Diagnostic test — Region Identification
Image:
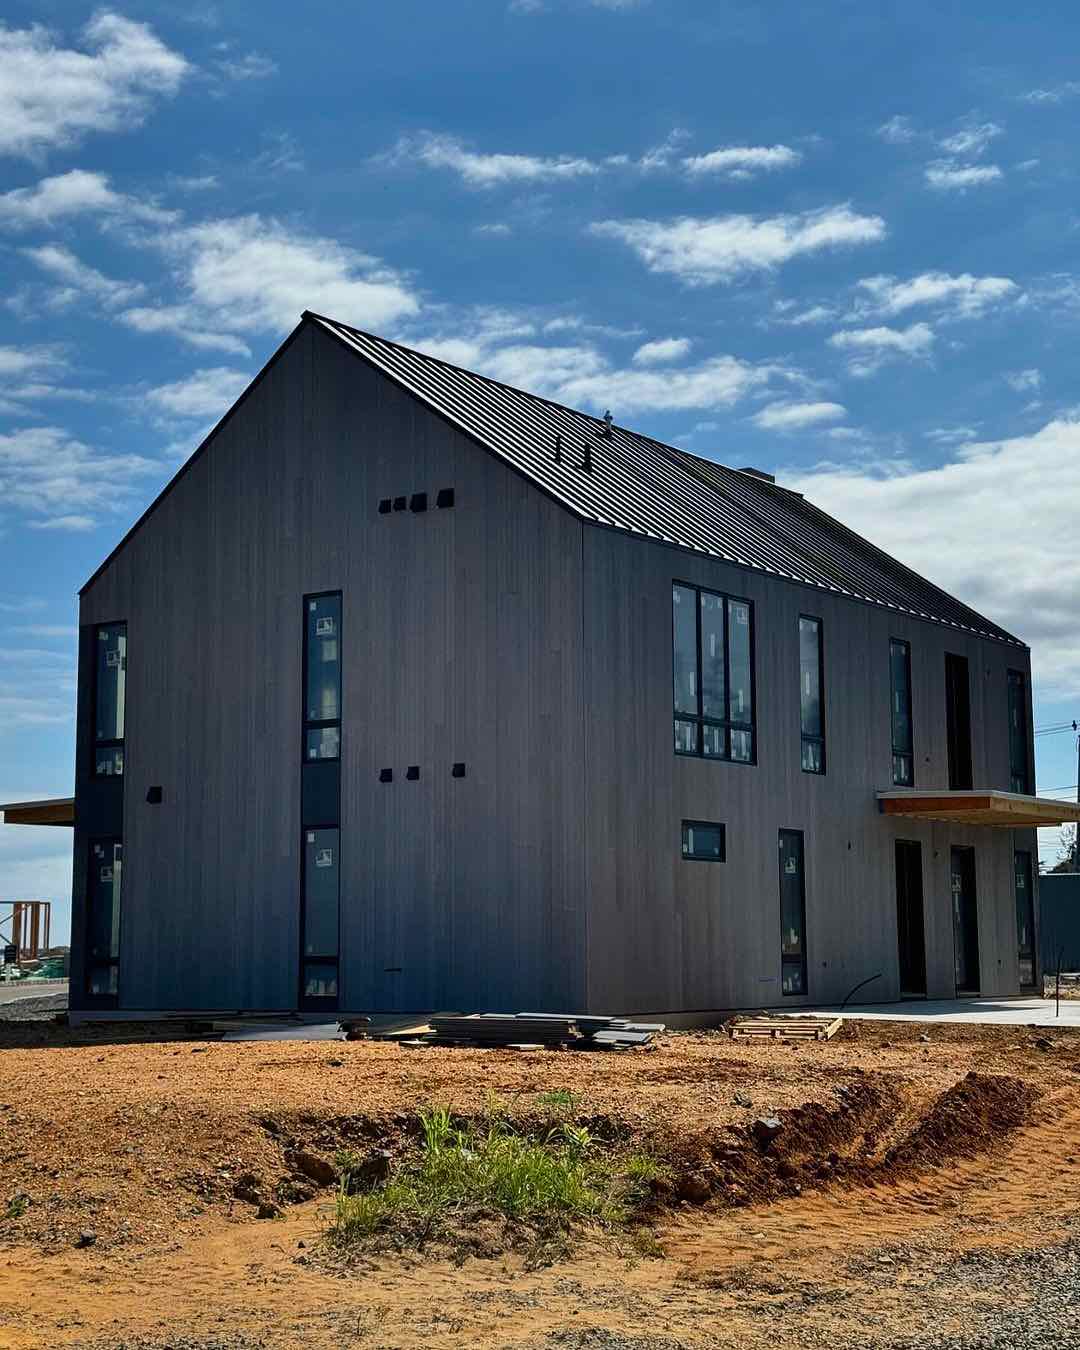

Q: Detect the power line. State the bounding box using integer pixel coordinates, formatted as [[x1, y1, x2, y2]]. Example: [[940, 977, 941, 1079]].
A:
[[1035, 722, 1079, 738]]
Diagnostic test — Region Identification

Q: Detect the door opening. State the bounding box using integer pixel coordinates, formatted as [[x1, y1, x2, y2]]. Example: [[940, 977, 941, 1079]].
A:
[[950, 845, 980, 995], [895, 839, 927, 998]]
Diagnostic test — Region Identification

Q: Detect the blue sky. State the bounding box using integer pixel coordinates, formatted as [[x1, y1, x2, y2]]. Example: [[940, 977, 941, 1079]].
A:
[[2, 1, 1080, 938]]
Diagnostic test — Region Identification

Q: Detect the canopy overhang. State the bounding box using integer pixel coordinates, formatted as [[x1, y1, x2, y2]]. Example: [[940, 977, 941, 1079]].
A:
[[878, 789, 1080, 829], [0, 798, 74, 827]]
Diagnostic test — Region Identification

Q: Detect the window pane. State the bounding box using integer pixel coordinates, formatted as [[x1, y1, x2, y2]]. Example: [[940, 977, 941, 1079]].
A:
[[303, 828, 340, 957], [303, 961, 338, 999], [730, 728, 753, 762], [890, 640, 912, 756], [672, 586, 698, 716], [1008, 671, 1028, 793], [306, 726, 341, 761], [727, 600, 752, 726], [893, 752, 913, 786], [94, 624, 127, 743], [306, 596, 341, 723], [801, 739, 823, 774], [799, 618, 822, 738], [779, 832, 806, 999], [700, 592, 725, 719], [674, 719, 698, 754], [781, 959, 805, 995], [88, 965, 118, 997], [682, 820, 725, 860], [95, 747, 124, 778], [87, 841, 122, 964], [702, 723, 726, 758]]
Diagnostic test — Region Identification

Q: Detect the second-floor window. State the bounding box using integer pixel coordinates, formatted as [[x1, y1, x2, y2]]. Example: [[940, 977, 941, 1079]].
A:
[[304, 594, 342, 761], [93, 623, 127, 777], [1007, 669, 1030, 794], [799, 616, 825, 774], [890, 638, 913, 786], [673, 583, 754, 763]]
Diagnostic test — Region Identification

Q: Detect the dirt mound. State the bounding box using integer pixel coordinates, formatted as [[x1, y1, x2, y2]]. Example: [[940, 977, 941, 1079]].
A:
[[883, 1071, 1037, 1173]]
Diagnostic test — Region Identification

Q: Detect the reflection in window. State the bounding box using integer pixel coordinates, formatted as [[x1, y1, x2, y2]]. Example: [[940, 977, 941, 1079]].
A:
[[93, 624, 127, 777], [301, 827, 340, 1004], [890, 638, 913, 787], [779, 829, 807, 995], [304, 594, 341, 760], [682, 820, 725, 861], [87, 839, 122, 998], [799, 616, 825, 774], [671, 583, 755, 763]]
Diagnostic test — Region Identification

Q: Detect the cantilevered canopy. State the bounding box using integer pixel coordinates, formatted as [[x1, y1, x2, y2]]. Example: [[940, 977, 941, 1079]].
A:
[[0, 798, 74, 827], [878, 790, 1080, 829]]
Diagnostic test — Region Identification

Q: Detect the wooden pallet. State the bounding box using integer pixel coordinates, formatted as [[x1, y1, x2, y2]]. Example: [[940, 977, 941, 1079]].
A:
[[727, 1015, 842, 1042]]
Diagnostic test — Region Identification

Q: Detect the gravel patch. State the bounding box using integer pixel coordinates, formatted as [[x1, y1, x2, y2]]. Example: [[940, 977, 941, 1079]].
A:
[[0, 989, 67, 1021]]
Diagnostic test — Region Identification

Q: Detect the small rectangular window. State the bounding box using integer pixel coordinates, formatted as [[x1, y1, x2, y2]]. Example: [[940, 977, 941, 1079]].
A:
[[303, 594, 341, 761], [779, 829, 807, 996], [799, 616, 825, 774], [671, 583, 755, 763], [889, 638, 913, 786], [682, 820, 725, 861], [93, 623, 127, 777], [86, 839, 122, 999], [1007, 670, 1030, 794]]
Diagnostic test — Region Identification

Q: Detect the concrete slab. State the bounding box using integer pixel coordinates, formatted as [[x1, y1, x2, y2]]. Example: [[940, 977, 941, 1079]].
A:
[[817, 996, 1080, 1027]]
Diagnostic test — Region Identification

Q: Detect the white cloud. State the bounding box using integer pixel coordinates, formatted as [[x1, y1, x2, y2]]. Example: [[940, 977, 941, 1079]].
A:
[[1021, 82, 1080, 104], [939, 121, 1003, 157], [925, 426, 978, 445], [0, 12, 189, 158], [1005, 368, 1042, 393], [591, 204, 886, 285], [0, 169, 172, 228], [0, 344, 81, 411], [215, 51, 276, 81], [767, 301, 836, 327], [508, 0, 545, 11], [118, 305, 251, 357], [856, 271, 1018, 319], [786, 418, 1080, 693], [146, 367, 250, 419], [474, 222, 512, 237], [589, 0, 647, 8], [876, 115, 917, 144], [28, 514, 97, 532], [752, 401, 846, 431], [681, 144, 802, 179], [22, 243, 145, 308], [828, 322, 935, 376], [160, 215, 420, 336], [924, 161, 1003, 190], [632, 336, 693, 365], [0, 425, 159, 530], [387, 131, 599, 187]]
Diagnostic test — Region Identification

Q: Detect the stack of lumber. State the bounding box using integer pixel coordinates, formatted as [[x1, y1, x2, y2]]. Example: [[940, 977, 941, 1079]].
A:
[[401, 1012, 665, 1051], [726, 1014, 842, 1042]]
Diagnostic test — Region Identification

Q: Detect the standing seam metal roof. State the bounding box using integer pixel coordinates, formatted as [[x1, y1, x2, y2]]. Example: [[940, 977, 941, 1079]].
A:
[[310, 312, 1022, 648]]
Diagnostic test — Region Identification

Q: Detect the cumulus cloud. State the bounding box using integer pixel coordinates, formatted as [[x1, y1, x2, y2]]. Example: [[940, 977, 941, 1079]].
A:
[[145, 367, 251, 420], [214, 50, 276, 81], [681, 144, 802, 179], [0, 169, 173, 228], [939, 121, 1003, 157], [786, 418, 1080, 692], [1005, 368, 1042, 393], [0, 425, 159, 530], [590, 205, 886, 285], [855, 270, 1018, 319], [0, 12, 189, 158], [385, 131, 599, 187], [828, 322, 935, 376], [876, 115, 917, 144], [632, 336, 693, 365], [118, 305, 251, 357], [752, 401, 846, 431], [22, 243, 145, 309], [1022, 82, 1080, 104], [924, 161, 1003, 190]]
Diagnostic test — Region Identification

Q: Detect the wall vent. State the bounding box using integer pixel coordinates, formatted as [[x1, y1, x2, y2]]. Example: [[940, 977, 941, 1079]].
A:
[[406, 765, 420, 781], [378, 498, 392, 514], [436, 488, 455, 508], [410, 492, 428, 513], [379, 768, 393, 783]]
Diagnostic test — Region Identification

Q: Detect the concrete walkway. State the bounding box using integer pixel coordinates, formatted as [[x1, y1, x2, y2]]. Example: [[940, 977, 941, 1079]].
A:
[[820, 995, 1080, 1027]]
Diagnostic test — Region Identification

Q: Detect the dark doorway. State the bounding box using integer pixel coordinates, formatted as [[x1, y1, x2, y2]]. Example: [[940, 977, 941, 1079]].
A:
[[950, 846, 980, 994], [778, 829, 807, 996], [945, 654, 973, 790], [1015, 849, 1036, 989], [895, 840, 927, 997]]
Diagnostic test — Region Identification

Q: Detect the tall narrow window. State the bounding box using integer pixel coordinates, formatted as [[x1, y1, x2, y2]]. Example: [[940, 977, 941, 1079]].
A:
[[889, 638, 913, 787], [304, 594, 341, 760], [799, 616, 825, 774], [93, 623, 127, 777], [672, 583, 755, 763], [778, 830, 807, 995], [86, 839, 122, 998], [1007, 670, 1030, 794], [1015, 850, 1036, 988], [301, 827, 340, 1002]]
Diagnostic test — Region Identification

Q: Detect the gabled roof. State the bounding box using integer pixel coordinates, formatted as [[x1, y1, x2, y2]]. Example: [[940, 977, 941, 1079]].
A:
[[82, 311, 1022, 648], [311, 313, 1022, 647]]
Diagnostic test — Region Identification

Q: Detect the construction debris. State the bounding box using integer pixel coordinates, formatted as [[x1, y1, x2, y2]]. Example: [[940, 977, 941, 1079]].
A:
[[727, 1014, 843, 1043], [384, 1012, 665, 1052]]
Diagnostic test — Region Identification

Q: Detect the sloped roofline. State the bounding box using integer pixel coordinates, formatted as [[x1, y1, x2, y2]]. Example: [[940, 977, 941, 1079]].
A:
[[76, 313, 1025, 652]]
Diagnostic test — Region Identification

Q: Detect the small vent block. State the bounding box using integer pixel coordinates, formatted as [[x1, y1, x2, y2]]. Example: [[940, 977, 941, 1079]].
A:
[[406, 765, 420, 781], [379, 768, 393, 783], [378, 498, 392, 514], [410, 492, 428, 513], [436, 488, 455, 509], [451, 762, 466, 778], [393, 496, 407, 512]]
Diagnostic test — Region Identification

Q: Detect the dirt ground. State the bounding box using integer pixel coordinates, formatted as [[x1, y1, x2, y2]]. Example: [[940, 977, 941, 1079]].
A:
[[0, 1016, 1078, 1348]]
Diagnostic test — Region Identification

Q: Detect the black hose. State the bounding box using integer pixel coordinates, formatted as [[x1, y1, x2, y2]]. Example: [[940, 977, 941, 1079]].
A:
[[841, 972, 883, 1009]]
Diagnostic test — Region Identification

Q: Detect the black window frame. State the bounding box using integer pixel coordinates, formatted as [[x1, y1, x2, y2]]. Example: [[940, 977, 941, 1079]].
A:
[[299, 823, 341, 1011], [798, 614, 826, 775], [302, 592, 342, 764], [85, 836, 122, 1005], [1007, 669, 1031, 795], [681, 819, 726, 862], [91, 620, 127, 779], [778, 828, 808, 997], [889, 637, 914, 787], [1014, 848, 1036, 989], [672, 581, 756, 765]]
